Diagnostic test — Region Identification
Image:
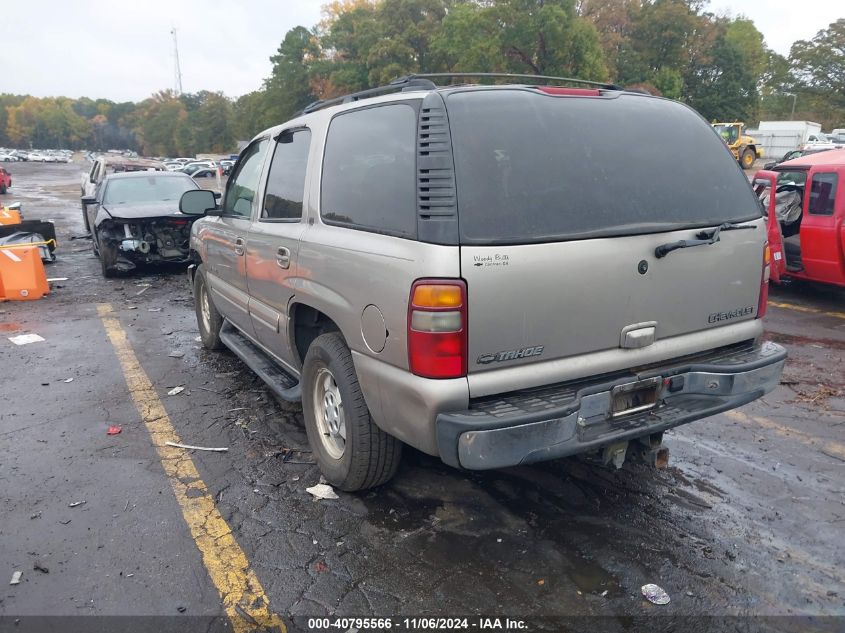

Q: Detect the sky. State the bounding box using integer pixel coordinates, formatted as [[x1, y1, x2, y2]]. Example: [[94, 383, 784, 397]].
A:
[[4, 0, 843, 103]]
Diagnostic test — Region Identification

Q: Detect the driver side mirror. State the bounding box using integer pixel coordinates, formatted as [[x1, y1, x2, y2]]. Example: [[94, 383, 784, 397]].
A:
[[180, 189, 220, 216], [81, 195, 97, 206]]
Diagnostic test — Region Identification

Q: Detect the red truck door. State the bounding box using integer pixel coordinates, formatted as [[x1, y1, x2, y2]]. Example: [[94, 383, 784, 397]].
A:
[[753, 170, 786, 282], [800, 170, 845, 286]]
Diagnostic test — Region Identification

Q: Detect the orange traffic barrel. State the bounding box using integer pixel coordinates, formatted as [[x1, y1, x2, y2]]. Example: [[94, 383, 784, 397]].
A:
[[0, 245, 50, 301], [0, 208, 22, 225]]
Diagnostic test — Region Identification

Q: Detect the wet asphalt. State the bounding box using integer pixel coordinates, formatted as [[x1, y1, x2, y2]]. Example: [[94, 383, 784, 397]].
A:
[[0, 162, 843, 630]]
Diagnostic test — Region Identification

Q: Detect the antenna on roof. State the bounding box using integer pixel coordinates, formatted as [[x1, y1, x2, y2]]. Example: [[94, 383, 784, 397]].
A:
[[171, 27, 184, 95]]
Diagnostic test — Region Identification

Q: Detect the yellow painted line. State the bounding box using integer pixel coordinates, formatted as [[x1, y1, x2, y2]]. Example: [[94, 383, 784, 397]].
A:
[[727, 410, 845, 462], [768, 301, 845, 321], [97, 304, 285, 633]]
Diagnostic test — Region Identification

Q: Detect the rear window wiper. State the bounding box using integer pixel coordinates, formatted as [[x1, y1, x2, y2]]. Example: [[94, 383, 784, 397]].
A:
[[654, 223, 756, 259]]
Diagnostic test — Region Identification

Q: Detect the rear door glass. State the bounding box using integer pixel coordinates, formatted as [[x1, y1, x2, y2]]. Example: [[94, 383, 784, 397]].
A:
[[446, 90, 762, 244]]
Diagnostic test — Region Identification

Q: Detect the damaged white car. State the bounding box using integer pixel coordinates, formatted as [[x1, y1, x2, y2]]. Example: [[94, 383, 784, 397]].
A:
[[82, 171, 209, 277]]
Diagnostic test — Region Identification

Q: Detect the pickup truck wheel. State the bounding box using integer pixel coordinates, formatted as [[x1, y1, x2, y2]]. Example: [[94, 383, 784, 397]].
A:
[[193, 265, 224, 350], [303, 332, 401, 491], [81, 204, 91, 233]]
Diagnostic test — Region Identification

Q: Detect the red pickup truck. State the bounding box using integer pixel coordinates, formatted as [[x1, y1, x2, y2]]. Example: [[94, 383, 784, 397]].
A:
[[0, 167, 11, 194], [755, 149, 845, 288]]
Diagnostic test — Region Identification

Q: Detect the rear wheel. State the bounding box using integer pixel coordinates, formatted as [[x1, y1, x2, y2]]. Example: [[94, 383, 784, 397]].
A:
[[0, 184, 6, 194], [302, 332, 401, 491], [193, 265, 224, 350], [741, 148, 755, 169]]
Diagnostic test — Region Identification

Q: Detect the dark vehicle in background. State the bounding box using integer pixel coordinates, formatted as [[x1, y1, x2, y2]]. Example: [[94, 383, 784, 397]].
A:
[[763, 147, 832, 170], [755, 148, 845, 288], [191, 167, 218, 179], [81, 171, 202, 277], [0, 167, 11, 194]]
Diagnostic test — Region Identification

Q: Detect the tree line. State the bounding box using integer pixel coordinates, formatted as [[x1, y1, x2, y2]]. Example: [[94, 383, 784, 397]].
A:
[[2, 0, 843, 156]]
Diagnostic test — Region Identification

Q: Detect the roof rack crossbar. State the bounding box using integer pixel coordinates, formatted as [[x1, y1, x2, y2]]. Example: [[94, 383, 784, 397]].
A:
[[295, 72, 620, 116]]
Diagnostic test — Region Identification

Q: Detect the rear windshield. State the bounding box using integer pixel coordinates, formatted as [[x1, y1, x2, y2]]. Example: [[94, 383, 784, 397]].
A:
[[104, 175, 196, 205], [446, 90, 762, 244]]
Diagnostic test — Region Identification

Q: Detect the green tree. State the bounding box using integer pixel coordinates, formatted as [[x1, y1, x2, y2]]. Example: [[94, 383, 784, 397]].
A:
[[790, 19, 845, 110], [264, 26, 320, 123]]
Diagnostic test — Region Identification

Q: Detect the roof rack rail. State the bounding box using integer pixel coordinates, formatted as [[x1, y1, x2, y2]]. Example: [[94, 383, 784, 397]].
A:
[[402, 72, 623, 91], [298, 76, 437, 115], [295, 72, 621, 116]]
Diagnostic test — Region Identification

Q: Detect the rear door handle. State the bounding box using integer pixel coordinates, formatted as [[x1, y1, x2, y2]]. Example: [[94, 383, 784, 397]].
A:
[[234, 237, 245, 256], [276, 246, 291, 269]]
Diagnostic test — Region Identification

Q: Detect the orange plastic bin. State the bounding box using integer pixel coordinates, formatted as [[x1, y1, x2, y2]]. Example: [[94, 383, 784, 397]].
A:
[[0, 208, 22, 225], [0, 245, 50, 301]]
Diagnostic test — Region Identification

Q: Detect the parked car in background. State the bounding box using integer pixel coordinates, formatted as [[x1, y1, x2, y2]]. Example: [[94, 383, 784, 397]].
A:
[[755, 148, 845, 289], [179, 74, 786, 491], [190, 168, 218, 179], [180, 162, 215, 176], [0, 167, 12, 193], [763, 147, 832, 170], [81, 171, 202, 277], [800, 133, 844, 151], [80, 156, 165, 232]]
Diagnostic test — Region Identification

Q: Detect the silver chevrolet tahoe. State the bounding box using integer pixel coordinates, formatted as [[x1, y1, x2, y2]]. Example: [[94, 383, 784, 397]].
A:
[[179, 74, 786, 491]]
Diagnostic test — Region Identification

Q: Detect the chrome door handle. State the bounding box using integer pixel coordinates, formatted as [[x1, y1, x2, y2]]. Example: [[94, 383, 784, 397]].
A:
[[276, 246, 291, 269], [234, 237, 245, 256]]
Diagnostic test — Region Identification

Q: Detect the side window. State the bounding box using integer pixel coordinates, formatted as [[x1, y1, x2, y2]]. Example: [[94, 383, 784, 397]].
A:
[[223, 138, 269, 218], [262, 129, 311, 221], [808, 173, 837, 216], [321, 103, 417, 238]]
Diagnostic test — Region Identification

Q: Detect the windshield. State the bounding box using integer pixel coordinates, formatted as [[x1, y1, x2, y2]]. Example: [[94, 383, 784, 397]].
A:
[[104, 175, 196, 205], [446, 90, 761, 244]]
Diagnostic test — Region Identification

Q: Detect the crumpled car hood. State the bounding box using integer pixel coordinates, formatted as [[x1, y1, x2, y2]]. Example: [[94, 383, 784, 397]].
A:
[[100, 201, 185, 221]]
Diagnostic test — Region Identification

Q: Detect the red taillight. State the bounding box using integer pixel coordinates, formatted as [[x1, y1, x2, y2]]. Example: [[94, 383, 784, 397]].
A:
[[536, 87, 601, 96], [757, 243, 771, 319], [408, 279, 467, 379]]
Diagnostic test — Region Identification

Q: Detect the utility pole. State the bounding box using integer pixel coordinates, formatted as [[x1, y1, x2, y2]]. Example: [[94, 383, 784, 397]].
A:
[[171, 28, 183, 95]]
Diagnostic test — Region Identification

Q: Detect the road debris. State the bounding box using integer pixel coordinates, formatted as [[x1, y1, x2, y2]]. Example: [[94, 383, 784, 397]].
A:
[[46, 277, 68, 282], [68, 501, 86, 508], [33, 561, 49, 574], [167, 386, 185, 396], [30, 511, 41, 519], [306, 483, 339, 500], [641, 583, 671, 605], [165, 441, 228, 452], [107, 425, 122, 436], [10, 571, 22, 585], [168, 351, 185, 358], [63, 377, 74, 383], [148, 307, 162, 312], [8, 333, 45, 345]]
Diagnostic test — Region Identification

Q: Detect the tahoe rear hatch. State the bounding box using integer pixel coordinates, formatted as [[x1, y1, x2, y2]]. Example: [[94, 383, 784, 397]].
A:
[[445, 89, 765, 391]]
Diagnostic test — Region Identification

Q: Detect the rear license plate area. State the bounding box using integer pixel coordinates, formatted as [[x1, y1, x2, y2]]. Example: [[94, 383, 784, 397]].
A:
[[610, 377, 662, 418]]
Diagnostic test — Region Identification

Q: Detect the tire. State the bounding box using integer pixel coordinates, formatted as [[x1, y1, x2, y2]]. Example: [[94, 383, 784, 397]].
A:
[[193, 265, 224, 350], [81, 204, 91, 233], [302, 332, 401, 491], [740, 148, 755, 170], [99, 234, 118, 278], [0, 184, 5, 194]]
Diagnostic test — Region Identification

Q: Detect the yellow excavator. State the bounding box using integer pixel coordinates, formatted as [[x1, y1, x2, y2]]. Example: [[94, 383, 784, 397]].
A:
[[712, 122, 763, 169]]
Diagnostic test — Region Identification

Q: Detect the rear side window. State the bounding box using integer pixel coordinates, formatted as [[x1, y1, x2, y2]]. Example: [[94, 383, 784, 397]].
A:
[[262, 129, 311, 221], [808, 173, 837, 216], [446, 90, 762, 244], [321, 103, 417, 238]]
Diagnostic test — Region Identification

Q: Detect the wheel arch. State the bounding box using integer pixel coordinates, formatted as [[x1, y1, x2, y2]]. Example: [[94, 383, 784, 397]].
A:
[[288, 301, 344, 369]]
